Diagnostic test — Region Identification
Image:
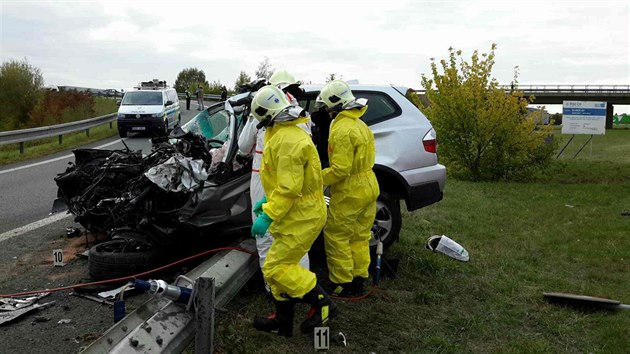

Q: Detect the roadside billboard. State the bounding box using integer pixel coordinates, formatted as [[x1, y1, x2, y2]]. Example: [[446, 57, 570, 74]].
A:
[[561, 101, 606, 135]]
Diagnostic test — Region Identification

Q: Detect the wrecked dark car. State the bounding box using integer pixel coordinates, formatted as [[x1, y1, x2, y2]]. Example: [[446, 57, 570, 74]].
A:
[[54, 98, 254, 279]]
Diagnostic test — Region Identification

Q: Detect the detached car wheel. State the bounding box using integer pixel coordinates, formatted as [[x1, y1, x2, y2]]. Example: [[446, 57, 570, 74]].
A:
[[88, 238, 161, 280], [371, 191, 402, 249]]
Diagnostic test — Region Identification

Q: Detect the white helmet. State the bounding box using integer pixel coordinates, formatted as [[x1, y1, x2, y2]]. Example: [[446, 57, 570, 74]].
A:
[[269, 70, 297, 90], [317, 80, 358, 111], [251, 85, 300, 127]]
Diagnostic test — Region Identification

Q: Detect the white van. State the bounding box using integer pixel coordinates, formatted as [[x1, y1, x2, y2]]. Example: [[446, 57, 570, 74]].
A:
[[117, 82, 181, 137]]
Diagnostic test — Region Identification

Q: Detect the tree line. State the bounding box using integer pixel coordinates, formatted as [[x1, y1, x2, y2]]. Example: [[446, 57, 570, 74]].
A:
[[174, 57, 342, 95], [0, 59, 117, 131]]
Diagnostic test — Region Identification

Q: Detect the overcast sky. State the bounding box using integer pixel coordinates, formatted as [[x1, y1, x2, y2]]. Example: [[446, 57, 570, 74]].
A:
[[1, 0, 628, 111]]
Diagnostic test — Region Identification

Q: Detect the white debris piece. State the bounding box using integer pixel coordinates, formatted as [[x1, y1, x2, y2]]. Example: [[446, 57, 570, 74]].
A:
[[426, 235, 470, 262], [144, 154, 208, 192]]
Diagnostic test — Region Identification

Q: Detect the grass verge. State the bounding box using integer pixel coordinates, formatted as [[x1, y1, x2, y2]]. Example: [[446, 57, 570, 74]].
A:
[[209, 130, 629, 353], [0, 122, 119, 165]]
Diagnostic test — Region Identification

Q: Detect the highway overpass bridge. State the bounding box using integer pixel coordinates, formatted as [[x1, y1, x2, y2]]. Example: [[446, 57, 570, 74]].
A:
[[417, 84, 630, 128]]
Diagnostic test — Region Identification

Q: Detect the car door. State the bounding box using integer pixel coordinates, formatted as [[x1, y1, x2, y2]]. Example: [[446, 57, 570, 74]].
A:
[[165, 90, 177, 128]]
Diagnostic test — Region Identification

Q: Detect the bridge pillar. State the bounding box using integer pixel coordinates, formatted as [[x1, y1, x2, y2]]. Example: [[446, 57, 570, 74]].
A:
[[606, 103, 614, 129]]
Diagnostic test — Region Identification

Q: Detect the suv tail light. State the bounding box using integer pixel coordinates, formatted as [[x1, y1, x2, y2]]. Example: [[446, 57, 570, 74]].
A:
[[422, 129, 437, 153]]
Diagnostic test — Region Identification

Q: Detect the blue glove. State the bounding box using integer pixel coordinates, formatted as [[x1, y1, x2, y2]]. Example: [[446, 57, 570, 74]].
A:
[[253, 196, 267, 217], [251, 212, 273, 238]]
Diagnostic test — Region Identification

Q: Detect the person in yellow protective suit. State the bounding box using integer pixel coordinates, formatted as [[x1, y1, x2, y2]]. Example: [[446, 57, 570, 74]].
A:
[[317, 80, 380, 297], [249, 85, 337, 337], [238, 70, 311, 284]]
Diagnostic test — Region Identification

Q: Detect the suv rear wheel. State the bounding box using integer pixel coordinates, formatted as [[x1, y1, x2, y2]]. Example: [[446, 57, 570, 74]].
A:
[[371, 191, 402, 249]]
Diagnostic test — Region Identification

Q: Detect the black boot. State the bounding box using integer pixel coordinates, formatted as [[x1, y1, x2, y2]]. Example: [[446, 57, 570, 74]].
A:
[[323, 280, 354, 297], [253, 299, 295, 337], [350, 277, 366, 296], [299, 284, 338, 334]]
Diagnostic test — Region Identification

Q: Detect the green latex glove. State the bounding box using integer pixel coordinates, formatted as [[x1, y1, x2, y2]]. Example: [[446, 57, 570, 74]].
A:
[[251, 212, 273, 238], [253, 196, 267, 217]]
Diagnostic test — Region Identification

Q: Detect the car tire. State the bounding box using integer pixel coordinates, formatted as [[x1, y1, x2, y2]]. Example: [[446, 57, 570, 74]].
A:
[[177, 114, 182, 126], [118, 130, 127, 138], [88, 238, 161, 280], [371, 191, 402, 249]]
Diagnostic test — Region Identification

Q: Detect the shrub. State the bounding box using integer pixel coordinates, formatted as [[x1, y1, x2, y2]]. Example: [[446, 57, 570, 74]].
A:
[[0, 59, 44, 130], [420, 44, 556, 181], [29, 91, 93, 126]]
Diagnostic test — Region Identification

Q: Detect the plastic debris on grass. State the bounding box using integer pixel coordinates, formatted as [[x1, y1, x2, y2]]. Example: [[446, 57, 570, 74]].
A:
[[426, 235, 469, 262]]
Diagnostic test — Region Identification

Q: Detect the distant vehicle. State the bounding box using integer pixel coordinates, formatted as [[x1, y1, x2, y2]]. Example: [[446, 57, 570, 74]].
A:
[[116, 80, 181, 137], [103, 89, 122, 97]]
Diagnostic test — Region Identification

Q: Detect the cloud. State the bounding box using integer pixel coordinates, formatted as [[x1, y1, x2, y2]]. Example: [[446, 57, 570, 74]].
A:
[[1, 0, 627, 91]]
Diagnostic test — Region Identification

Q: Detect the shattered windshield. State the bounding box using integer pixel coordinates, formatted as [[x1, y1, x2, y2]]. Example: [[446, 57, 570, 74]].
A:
[[183, 106, 231, 142], [122, 91, 163, 105]]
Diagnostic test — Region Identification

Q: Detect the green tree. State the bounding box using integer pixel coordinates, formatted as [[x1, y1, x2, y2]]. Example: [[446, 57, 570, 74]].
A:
[[234, 71, 252, 92], [174, 67, 208, 93], [0, 58, 44, 130], [420, 44, 555, 181], [550, 112, 562, 125], [207, 80, 224, 95], [254, 57, 274, 81]]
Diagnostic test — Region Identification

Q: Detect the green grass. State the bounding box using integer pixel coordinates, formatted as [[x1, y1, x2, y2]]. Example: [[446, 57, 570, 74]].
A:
[[212, 130, 630, 353], [0, 122, 119, 165]]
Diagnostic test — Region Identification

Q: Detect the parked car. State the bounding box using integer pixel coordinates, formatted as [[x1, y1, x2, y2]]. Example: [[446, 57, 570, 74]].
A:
[[54, 84, 445, 279]]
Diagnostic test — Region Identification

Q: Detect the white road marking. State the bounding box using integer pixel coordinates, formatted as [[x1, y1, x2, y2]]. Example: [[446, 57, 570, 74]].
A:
[[0, 139, 123, 175], [0, 212, 72, 244]]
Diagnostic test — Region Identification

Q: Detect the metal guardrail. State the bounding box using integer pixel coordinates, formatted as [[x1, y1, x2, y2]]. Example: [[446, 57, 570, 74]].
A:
[[81, 238, 258, 354], [177, 93, 222, 101], [0, 94, 222, 154], [0, 113, 117, 153], [500, 84, 630, 93], [416, 84, 630, 94]]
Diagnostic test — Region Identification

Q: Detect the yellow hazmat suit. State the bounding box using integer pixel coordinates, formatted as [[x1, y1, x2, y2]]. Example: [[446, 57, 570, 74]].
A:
[[260, 117, 327, 301], [323, 105, 380, 284]]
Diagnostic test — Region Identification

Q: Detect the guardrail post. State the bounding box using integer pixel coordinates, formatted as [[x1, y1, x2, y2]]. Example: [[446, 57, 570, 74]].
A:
[[59, 135, 63, 145], [109, 121, 113, 129], [194, 277, 215, 354], [19, 142, 24, 154], [85, 128, 90, 137]]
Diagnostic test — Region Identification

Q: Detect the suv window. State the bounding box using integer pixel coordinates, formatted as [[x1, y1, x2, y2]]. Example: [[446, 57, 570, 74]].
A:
[[357, 92, 401, 125], [303, 91, 401, 126], [122, 91, 163, 105]]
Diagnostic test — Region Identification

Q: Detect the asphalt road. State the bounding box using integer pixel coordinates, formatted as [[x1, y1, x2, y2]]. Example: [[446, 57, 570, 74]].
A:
[[0, 102, 202, 235], [0, 102, 208, 354]]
